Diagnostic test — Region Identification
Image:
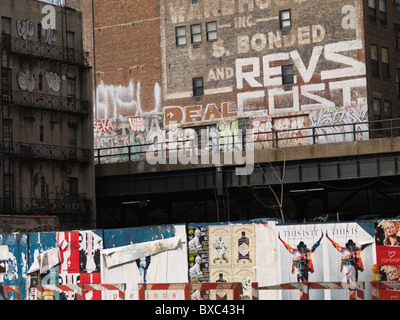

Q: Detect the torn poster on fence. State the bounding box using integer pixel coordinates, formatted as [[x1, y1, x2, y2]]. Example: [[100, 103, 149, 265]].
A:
[[101, 237, 181, 269], [0, 246, 9, 260], [27, 247, 61, 274]]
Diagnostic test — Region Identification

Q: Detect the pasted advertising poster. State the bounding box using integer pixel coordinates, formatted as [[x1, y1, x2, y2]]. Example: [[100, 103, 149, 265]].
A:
[[79, 231, 102, 284], [101, 225, 188, 300], [232, 225, 255, 267], [277, 222, 374, 300], [189, 222, 278, 300], [375, 220, 400, 266], [187, 226, 209, 282], [208, 224, 257, 300], [57, 231, 103, 300], [209, 225, 232, 267]]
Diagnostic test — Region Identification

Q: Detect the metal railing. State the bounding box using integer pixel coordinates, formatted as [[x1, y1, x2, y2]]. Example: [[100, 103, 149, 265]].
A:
[[94, 117, 400, 165], [1, 35, 89, 67], [0, 197, 91, 215], [2, 90, 89, 115], [1, 142, 91, 163]]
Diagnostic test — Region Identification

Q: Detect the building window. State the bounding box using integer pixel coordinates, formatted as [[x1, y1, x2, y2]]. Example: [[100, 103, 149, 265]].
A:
[[282, 65, 294, 85], [38, 23, 42, 40], [69, 177, 78, 206], [40, 176, 46, 195], [1, 17, 10, 35], [191, 0, 199, 4], [67, 78, 76, 110], [396, 68, 400, 96], [373, 98, 382, 120], [383, 100, 392, 118], [175, 26, 186, 46], [371, 45, 379, 77], [191, 24, 202, 43], [1, 17, 11, 50], [39, 74, 43, 90], [192, 77, 204, 97], [206, 21, 217, 41], [379, 0, 387, 25], [368, 0, 377, 22], [40, 125, 44, 142], [68, 124, 78, 158], [2, 67, 11, 95], [279, 10, 291, 30], [3, 174, 14, 210], [381, 47, 389, 79], [66, 31, 75, 61], [395, 24, 400, 49]]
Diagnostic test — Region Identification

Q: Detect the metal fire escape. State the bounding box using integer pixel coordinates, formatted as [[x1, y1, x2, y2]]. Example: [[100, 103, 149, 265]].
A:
[[1, 32, 14, 211], [0, 6, 91, 214]]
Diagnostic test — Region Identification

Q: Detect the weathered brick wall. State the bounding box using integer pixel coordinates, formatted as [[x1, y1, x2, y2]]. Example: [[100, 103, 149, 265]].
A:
[[161, 0, 368, 129], [91, 0, 161, 120], [365, 0, 400, 120]]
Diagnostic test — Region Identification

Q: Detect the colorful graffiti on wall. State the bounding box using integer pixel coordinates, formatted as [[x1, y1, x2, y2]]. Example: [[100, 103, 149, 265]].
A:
[[1, 219, 398, 300], [94, 103, 369, 164]]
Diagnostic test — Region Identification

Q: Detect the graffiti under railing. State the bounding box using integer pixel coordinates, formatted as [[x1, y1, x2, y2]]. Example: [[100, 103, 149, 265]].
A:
[[94, 117, 400, 166]]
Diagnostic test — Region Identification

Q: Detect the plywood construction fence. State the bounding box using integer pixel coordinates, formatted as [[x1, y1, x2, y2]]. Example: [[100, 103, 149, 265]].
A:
[[0, 219, 398, 300]]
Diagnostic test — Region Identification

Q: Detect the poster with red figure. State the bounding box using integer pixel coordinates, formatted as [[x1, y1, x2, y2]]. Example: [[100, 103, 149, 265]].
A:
[[375, 220, 400, 266], [57, 231, 102, 287]]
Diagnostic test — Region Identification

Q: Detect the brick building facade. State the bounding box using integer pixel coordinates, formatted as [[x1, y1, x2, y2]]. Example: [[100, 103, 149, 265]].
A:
[[90, 0, 400, 227]]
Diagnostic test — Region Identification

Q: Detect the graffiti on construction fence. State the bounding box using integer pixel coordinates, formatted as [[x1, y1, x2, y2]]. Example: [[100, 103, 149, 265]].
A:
[[16, 18, 34, 40]]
